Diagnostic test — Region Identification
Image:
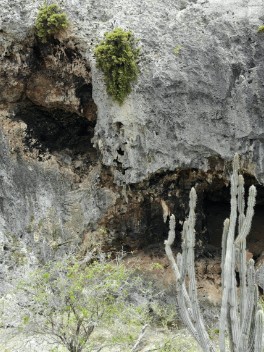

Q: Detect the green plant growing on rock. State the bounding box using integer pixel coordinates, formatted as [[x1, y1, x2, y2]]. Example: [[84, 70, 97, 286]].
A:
[[165, 154, 264, 352], [257, 25, 264, 33], [94, 28, 140, 104], [173, 45, 182, 56], [35, 1, 69, 43]]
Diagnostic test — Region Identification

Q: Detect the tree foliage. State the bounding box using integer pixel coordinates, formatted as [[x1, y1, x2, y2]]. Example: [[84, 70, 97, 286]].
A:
[[94, 28, 140, 105], [35, 2, 69, 43], [2, 259, 148, 352]]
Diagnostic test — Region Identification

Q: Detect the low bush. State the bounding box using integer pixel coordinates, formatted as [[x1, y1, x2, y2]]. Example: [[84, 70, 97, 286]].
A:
[[1, 258, 151, 352], [35, 2, 69, 43], [94, 28, 140, 104]]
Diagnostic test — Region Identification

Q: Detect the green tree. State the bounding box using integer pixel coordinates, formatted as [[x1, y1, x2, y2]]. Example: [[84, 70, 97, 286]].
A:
[[3, 259, 148, 352], [94, 28, 140, 105], [35, 2, 69, 43]]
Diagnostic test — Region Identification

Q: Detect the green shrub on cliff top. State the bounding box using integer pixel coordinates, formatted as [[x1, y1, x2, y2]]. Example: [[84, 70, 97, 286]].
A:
[[35, 2, 69, 43], [94, 28, 140, 104]]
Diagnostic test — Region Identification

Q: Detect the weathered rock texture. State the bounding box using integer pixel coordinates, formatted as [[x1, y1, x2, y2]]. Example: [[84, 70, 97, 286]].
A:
[[1, 0, 264, 260], [90, 0, 264, 184]]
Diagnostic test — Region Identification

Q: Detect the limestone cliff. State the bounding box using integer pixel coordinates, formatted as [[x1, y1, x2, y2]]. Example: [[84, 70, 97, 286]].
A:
[[1, 0, 264, 259]]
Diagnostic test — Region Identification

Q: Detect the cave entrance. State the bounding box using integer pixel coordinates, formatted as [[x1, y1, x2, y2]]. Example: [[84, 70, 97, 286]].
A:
[[204, 182, 264, 258], [204, 199, 229, 249], [248, 204, 264, 257], [13, 101, 98, 174]]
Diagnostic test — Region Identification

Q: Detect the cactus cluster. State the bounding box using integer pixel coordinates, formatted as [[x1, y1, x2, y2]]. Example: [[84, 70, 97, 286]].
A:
[[165, 154, 264, 352]]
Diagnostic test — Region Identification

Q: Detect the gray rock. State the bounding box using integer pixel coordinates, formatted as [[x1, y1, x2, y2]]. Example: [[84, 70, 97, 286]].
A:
[[1, 0, 264, 184], [0, 126, 116, 257], [90, 0, 264, 184], [1, 0, 264, 252]]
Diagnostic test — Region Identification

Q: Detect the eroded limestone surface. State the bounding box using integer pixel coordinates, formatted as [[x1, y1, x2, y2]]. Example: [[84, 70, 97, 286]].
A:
[[1, 0, 264, 264]]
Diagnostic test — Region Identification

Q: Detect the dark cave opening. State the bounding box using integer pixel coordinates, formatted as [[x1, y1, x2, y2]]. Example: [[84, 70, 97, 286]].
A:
[[204, 180, 264, 259], [107, 195, 170, 255], [204, 199, 230, 249], [115, 171, 264, 260], [10, 37, 99, 170], [13, 101, 98, 169]]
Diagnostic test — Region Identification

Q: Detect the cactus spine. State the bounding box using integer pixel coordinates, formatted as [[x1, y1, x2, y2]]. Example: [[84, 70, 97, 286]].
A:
[[165, 154, 264, 352]]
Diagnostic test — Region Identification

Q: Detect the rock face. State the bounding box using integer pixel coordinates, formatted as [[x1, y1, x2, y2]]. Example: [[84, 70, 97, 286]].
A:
[[1, 0, 264, 258], [90, 0, 264, 184]]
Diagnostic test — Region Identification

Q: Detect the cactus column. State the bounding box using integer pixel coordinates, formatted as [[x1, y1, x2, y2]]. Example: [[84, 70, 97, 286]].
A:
[[165, 154, 264, 352]]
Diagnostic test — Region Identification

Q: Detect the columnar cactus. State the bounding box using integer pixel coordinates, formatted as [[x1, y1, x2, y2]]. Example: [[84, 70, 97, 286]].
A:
[[165, 191, 216, 352], [165, 154, 264, 352]]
